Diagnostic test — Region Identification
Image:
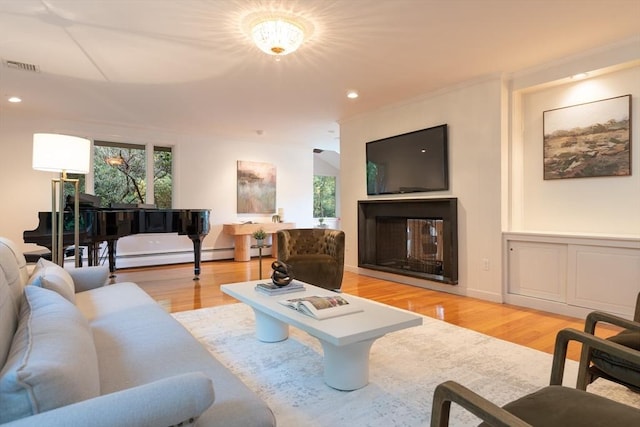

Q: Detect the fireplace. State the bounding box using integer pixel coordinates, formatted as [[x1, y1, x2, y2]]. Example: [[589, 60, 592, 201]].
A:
[[358, 198, 458, 284]]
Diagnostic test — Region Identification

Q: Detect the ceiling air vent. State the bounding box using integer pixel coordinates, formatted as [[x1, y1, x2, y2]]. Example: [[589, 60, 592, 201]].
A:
[[2, 59, 40, 72]]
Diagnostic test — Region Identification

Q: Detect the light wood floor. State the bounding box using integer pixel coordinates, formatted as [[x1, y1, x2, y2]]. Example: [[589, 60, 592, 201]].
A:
[[112, 257, 621, 362]]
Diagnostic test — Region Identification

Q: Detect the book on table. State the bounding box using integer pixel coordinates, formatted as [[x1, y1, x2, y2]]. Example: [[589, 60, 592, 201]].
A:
[[255, 281, 305, 295], [278, 295, 362, 319]]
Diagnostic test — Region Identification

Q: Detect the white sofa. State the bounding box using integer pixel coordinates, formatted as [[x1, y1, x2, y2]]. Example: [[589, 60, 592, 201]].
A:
[[0, 237, 275, 426]]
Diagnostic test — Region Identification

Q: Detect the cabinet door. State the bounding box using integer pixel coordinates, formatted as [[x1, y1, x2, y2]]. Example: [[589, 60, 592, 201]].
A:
[[507, 241, 567, 302], [567, 245, 640, 316]]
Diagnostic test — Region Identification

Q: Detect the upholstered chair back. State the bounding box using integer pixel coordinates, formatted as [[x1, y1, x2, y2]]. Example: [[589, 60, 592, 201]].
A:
[[0, 238, 29, 367], [276, 229, 345, 291]]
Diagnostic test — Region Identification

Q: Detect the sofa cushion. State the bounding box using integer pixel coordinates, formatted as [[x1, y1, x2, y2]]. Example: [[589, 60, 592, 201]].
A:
[[75, 282, 158, 321], [67, 266, 109, 293], [481, 385, 640, 426], [0, 237, 29, 296], [27, 258, 76, 303], [0, 286, 100, 423], [0, 238, 29, 320], [0, 238, 29, 371], [0, 269, 16, 368], [4, 373, 215, 427], [83, 283, 275, 426]]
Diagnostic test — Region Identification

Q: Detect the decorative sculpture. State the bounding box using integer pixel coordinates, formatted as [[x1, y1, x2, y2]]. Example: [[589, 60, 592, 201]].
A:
[[271, 260, 294, 287]]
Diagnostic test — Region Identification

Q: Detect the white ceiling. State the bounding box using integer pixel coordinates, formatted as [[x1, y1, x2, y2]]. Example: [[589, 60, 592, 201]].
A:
[[1, 0, 638, 152]]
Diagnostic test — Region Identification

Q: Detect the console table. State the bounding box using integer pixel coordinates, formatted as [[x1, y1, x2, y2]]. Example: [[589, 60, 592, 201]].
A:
[[223, 222, 295, 261]]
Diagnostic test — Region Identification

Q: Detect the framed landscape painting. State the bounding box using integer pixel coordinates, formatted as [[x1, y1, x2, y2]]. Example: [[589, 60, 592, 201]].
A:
[[543, 94, 631, 180], [237, 160, 276, 213]]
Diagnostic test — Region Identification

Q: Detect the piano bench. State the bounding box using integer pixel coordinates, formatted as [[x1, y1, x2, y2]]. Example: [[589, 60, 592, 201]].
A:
[[24, 247, 85, 266], [24, 249, 52, 263]]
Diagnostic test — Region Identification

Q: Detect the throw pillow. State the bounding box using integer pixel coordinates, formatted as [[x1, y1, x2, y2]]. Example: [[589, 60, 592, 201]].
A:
[[27, 258, 75, 303], [0, 286, 100, 423], [592, 329, 640, 389]]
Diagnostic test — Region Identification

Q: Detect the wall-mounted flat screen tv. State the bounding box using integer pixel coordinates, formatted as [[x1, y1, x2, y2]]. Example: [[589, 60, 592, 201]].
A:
[[366, 124, 449, 195]]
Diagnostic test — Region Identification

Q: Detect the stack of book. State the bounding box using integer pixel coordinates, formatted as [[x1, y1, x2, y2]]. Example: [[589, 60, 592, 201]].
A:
[[255, 281, 305, 296]]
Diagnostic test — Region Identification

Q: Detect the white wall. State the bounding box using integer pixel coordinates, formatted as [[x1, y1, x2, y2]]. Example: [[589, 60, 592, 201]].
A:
[[0, 110, 315, 263], [514, 65, 639, 235], [313, 152, 339, 176], [340, 77, 504, 301]]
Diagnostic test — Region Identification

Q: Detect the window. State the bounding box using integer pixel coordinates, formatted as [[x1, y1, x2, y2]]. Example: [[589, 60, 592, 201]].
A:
[[153, 146, 173, 209], [313, 175, 336, 218], [92, 141, 172, 208]]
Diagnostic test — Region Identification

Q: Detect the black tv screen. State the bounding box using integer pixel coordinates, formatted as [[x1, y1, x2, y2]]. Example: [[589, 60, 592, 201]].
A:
[[366, 124, 449, 195]]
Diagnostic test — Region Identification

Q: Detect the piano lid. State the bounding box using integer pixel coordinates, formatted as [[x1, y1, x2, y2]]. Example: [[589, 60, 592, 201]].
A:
[[109, 203, 157, 209], [66, 193, 101, 208]]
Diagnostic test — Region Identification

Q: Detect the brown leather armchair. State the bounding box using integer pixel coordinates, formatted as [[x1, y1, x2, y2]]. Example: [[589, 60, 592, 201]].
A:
[[276, 228, 345, 291]]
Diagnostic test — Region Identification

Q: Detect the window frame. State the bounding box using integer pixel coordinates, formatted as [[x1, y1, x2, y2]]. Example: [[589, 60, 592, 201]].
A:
[[313, 174, 337, 219], [87, 140, 173, 208]]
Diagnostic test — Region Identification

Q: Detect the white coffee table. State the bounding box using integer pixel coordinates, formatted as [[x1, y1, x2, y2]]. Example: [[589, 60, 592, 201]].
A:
[[221, 280, 423, 390]]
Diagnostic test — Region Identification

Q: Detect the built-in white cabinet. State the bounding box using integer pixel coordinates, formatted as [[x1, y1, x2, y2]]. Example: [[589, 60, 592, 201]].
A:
[[507, 241, 567, 303], [503, 232, 640, 318]]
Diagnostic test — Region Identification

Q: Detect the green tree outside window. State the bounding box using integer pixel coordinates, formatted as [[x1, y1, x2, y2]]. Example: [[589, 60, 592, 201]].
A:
[[313, 175, 336, 218], [93, 141, 172, 208], [94, 142, 146, 207], [153, 147, 173, 209]]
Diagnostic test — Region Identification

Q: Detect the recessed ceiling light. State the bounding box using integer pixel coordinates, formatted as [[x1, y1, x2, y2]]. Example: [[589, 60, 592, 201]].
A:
[[346, 90, 359, 99], [8, 96, 21, 103], [571, 73, 588, 80]]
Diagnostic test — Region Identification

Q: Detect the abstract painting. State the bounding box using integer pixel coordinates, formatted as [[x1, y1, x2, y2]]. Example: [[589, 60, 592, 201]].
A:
[[237, 160, 276, 213]]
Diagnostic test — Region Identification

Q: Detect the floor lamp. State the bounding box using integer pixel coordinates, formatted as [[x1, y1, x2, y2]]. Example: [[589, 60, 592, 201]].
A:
[[32, 133, 91, 267]]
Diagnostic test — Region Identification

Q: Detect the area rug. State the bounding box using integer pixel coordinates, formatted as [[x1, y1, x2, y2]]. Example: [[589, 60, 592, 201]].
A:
[[172, 304, 640, 426]]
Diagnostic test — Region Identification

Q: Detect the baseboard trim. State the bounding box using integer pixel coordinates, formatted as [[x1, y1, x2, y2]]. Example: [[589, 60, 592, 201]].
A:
[[466, 289, 503, 303], [349, 265, 465, 296], [65, 246, 275, 270], [503, 294, 634, 319], [344, 266, 508, 306]]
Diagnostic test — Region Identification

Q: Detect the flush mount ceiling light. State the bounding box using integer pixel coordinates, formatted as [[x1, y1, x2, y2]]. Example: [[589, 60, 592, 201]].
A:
[[245, 12, 311, 57]]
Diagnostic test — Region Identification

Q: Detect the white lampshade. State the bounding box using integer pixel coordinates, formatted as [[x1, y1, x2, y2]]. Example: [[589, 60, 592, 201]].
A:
[[33, 133, 91, 174]]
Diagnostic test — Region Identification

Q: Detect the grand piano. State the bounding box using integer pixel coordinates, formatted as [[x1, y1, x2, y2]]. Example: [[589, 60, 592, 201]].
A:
[[24, 194, 211, 280]]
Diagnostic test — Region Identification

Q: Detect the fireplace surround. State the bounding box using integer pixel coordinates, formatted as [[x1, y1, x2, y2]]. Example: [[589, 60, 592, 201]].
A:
[[358, 198, 458, 284]]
